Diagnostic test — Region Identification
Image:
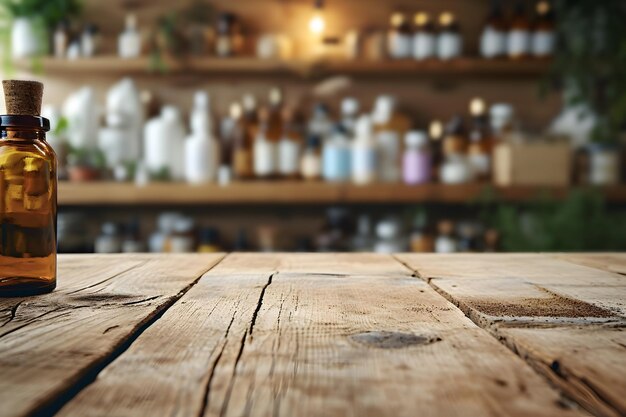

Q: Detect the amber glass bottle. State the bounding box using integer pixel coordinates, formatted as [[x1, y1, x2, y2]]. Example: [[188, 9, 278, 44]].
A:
[[0, 80, 57, 296]]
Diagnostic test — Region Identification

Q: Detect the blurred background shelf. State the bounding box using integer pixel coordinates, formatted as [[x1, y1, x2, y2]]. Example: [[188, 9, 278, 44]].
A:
[[15, 56, 551, 78], [58, 182, 626, 206]]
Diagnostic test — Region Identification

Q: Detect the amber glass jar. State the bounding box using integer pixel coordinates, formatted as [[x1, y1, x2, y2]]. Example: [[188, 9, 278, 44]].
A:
[[0, 115, 57, 296]]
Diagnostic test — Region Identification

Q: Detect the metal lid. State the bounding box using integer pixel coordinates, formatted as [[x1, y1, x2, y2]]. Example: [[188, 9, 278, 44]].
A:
[[0, 115, 50, 131]]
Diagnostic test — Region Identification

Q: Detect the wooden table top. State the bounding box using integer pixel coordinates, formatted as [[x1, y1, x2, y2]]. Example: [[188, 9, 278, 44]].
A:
[[1, 253, 625, 417]]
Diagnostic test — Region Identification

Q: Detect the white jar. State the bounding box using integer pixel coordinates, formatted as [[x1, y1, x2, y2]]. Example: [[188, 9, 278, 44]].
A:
[[480, 26, 506, 58], [413, 31, 436, 60], [278, 137, 301, 176], [12, 17, 42, 59], [531, 30, 555, 57], [352, 116, 378, 184], [254, 133, 276, 178], [507, 29, 530, 58], [437, 32, 462, 60], [440, 154, 472, 184]]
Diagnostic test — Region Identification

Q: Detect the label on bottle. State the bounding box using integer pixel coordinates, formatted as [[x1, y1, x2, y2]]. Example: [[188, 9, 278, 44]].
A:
[[185, 139, 216, 183], [413, 33, 436, 60], [468, 153, 490, 178], [437, 33, 462, 60], [254, 139, 276, 177], [278, 139, 301, 176], [531, 31, 555, 57], [352, 145, 377, 184], [376, 131, 401, 182], [507, 30, 530, 57], [322, 145, 351, 181], [435, 237, 457, 253], [388, 33, 412, 59], [480, 27, 506, 58]]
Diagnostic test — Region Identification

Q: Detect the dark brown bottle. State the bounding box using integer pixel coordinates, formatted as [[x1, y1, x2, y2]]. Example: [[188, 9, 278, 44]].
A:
[[0, 80, 57, 296]]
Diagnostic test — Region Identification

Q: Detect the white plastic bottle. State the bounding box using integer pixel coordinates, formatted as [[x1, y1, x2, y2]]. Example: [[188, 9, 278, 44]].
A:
[[341, 97, 359, 135], [372, 96, 401, 183], [118, 14, 141, 58], [184, 92, 220, 183], [253, 122, 276, 178], [352, 115, 378, 185], [412, 12, 436, 60]]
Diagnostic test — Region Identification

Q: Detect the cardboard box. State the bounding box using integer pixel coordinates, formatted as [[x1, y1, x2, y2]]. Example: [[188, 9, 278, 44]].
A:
[[493, 141, 571, 186]]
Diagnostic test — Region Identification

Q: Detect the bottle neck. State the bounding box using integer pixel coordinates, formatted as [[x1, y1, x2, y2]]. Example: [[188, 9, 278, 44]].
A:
[[2, 128, 46, 141]]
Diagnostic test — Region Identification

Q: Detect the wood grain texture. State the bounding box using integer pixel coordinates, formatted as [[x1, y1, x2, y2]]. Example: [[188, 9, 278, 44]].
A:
[[552, 253, 626, 276], [396, 253, 626, 417], [0, 253, 224, 417], [56, 253, 583, 417], [57, 181, 626, 206]]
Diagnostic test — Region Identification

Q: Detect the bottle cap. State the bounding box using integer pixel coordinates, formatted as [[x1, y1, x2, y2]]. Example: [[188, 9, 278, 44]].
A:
[[161, 105, 180, 121], [372, 95, 395, 123], [405, 130, 428, 147], [242, 94, 257, 112], [341, 97, 359, 116], [489, 103, 513, 119], [414, 12, 430, 27], [125, 14, 137, 30]]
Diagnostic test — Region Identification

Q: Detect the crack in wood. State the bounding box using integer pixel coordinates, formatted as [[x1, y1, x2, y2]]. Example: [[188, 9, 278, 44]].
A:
[[29, 256, 226, 417], [1, 300, 23, 327], [0, 307, 64, 338], [218, 271, 275, 417], [122, 295, 161, 306], [391, 254, 624, 417], [66, 260, 149, 295]]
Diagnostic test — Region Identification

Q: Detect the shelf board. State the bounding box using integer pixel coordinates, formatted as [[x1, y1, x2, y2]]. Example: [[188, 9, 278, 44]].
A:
[[57, 181, 626, 206], [16, 56, 550, 78]]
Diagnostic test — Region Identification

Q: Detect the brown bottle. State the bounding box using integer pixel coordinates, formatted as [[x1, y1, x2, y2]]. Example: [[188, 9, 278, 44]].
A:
[[507, 1, 531, 59], [0, 80, 57, 296], [232, 102, 253, 180], [467, 98, 494, 181]]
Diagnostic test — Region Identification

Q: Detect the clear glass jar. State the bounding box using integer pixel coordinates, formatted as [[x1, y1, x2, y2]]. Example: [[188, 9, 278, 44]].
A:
[[0, 115, 57, 296]]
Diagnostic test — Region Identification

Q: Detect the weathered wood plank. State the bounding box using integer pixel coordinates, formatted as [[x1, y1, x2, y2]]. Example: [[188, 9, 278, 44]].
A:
[[57, 253, 584, 417], [396, 253, 626, 417], [552, 253, 626, 276], [0, 253, 224, 417]]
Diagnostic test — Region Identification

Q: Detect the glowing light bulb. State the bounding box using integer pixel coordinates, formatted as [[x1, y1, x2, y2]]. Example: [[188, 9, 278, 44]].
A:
[[469, 97, 486, 117], [309, 0, 326, 35], [309, 12, 325, 34], [429, 120, 443, 140]]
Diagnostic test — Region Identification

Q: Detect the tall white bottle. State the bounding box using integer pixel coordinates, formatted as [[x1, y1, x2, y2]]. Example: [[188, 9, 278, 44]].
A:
[[352, 115, 378, 185], [160, 106, 186, 180], [184, 91, 220, 183], [118, 14, 141, 58]]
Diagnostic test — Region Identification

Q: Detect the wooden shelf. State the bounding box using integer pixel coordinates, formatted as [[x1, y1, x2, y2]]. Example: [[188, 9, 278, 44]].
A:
[[57, 181, 626, 206], [17, 56, 550, 78]]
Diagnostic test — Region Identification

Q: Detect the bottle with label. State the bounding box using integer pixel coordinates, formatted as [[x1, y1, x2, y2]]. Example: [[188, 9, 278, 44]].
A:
[[387, 12, 412, 59], [340, 97, 360, 135], [278, 107, 303, 179], [507, 1, 531, 59], [480, 0, 507, 59], [435, 220, 457, 253], [352, 115, 378, 185], [428, 120, 444, 182], [0, 80, 57, 296], [372, 95, 410, 183], [437, 12, 462, 60], [440, 116, 472, 184], [81, 24, 100, 57], [54, 20, 69, 58], [170, 217, 195, 253], [118, 14, 141, 58], [402, 130, 431, 185], [160, 106, 186, 181], [266, 87, 284, 143], [232, 95, 257, 179], [322, 124, 352, 182], [253, 109, 276, 179], [308, 103, 333, 139], [467, 98, 493, 181], [531, 1, 555, 58], [412, 12, 436, 61], [489, 103, 515, 140], [184, 91, 219, 184], [300, 135, 322, 181]]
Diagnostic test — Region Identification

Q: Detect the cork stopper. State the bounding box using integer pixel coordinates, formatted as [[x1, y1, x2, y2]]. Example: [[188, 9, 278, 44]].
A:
[[3, 80, 43, 116]]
